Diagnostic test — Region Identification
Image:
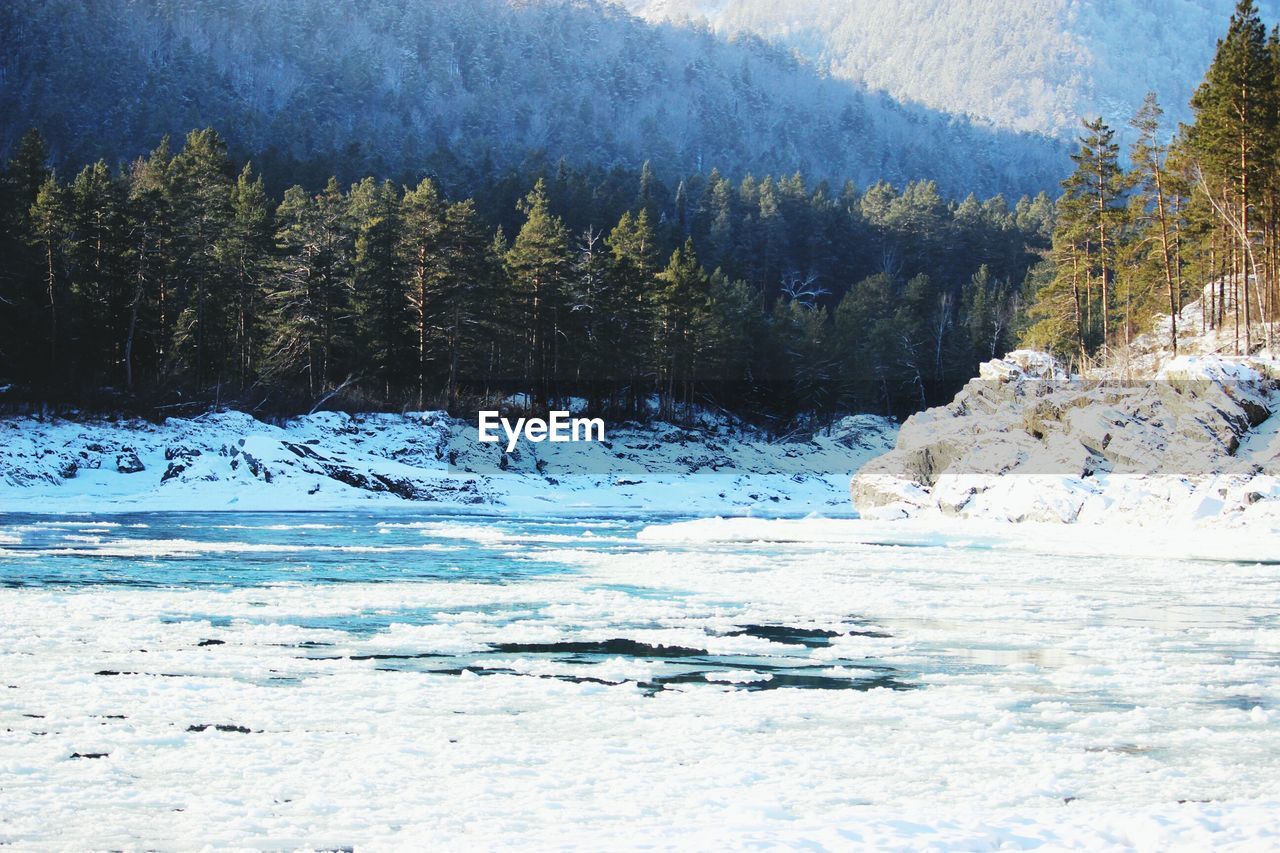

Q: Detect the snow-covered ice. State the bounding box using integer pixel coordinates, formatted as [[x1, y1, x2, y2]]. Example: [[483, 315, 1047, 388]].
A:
[[2, 512, 1278, 849]]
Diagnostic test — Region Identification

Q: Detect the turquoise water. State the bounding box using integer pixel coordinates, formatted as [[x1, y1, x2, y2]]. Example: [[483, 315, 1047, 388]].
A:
[[0, 512, 908, 693], [4, 510, 1275, 702], [0, 512, 624, 588]]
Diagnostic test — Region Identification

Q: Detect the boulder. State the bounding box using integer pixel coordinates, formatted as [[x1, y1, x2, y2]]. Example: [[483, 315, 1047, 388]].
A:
[[852, 351, 1280, 525], [115, 449, 145, 474]]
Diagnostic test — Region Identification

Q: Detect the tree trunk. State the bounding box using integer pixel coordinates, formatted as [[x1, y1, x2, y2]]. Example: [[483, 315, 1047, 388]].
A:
[[45, 241, 58, 377], [418, 273, 428, 410], [125, 229, 147, 391], [1240, 93, 1252, 354], [1096, 161, 1109, 348], [531, 281, 543, 408], [1071, 250, 1086, 366], [1153, 166, 1178, 356]]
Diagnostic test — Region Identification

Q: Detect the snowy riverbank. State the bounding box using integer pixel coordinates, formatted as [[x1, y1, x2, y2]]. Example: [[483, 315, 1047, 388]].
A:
[[0, 410, 896, 516]]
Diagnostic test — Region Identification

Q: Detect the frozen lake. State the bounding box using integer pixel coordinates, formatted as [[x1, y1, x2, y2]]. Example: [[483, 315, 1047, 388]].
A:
[[1, 511, 1278, 849]]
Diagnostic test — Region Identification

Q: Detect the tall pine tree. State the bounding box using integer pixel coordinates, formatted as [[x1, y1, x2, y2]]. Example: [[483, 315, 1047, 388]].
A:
[[505, 180, 571, 407]]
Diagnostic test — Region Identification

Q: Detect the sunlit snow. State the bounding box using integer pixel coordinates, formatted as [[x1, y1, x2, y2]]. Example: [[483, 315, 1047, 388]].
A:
[[2, 512, 1277, 848]]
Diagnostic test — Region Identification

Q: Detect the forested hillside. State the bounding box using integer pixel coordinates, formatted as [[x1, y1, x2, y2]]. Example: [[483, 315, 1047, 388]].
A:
[[11, 1, 1274, 427], [622, 0, 1280, 141], [0, 126, 1049, 424], [0, 0, 1065, 199]]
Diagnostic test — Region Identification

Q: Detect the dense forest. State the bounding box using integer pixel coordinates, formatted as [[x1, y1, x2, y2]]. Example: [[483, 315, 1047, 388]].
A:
[[1024, 0, 1280, 365], [0, 127, 1050, 425]]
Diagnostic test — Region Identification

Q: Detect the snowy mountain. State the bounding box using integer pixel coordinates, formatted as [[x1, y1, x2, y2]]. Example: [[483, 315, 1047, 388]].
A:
[[620, 0, 1280, 140], [0, 0, 1066, 197]]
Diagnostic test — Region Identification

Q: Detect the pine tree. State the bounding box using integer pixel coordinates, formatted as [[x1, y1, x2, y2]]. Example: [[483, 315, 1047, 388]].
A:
[[566, 225, 612, 409], [654, 239, 711, 416], [28, 175, 69, 382], [169, 129, 235, 386], [67, 160, 127, 386], [486, 226, 514, 393], [350, 178, 409, 401], [860, 181, 902, 277], [702, 169, 736, 271], [1059, 117, 1125, 353], [769, 298, 837, 422], [6, 129, 51, 211], [268, 179, 353, 397], [505, 180, 571, 407], [895, 273, 949, 407], [1015, 192, 1056, 240], [673, 180, 689, 238], [963, 264, 1014, 361], [1129, 93, 1183, 355], [122, 138, 174, 390], [438, 199, 498, 406], [705, 271, 765, 409], [398, 177, 447, 408], [225, 163, 273, 387], [606, 208, 660, 414], [834, 273, 898, 413], [1, 129, 51, 384], [637, 160, 658, 222], [1025, 194, 1092, 364]]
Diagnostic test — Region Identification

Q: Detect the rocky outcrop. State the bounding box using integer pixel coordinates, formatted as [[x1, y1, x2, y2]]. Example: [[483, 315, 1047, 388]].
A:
[[852, 350, 1280, 525]]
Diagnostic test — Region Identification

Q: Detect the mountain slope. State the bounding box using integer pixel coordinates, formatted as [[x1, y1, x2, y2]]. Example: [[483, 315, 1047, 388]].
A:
[[0, 0, 1065, 197], [620, 0, 1280, 139]]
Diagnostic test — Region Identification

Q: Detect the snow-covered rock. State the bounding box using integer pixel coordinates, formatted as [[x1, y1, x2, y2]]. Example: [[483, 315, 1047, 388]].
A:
[[851, 351, 1280, 526], [977, 349, 1072, 382], [0, 410, 897, 515]]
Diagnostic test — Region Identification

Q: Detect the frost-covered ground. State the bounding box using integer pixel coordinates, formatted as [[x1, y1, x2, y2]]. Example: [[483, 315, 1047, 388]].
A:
[[0, 411, 896, 516], [1, 512, 1278, 849]]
